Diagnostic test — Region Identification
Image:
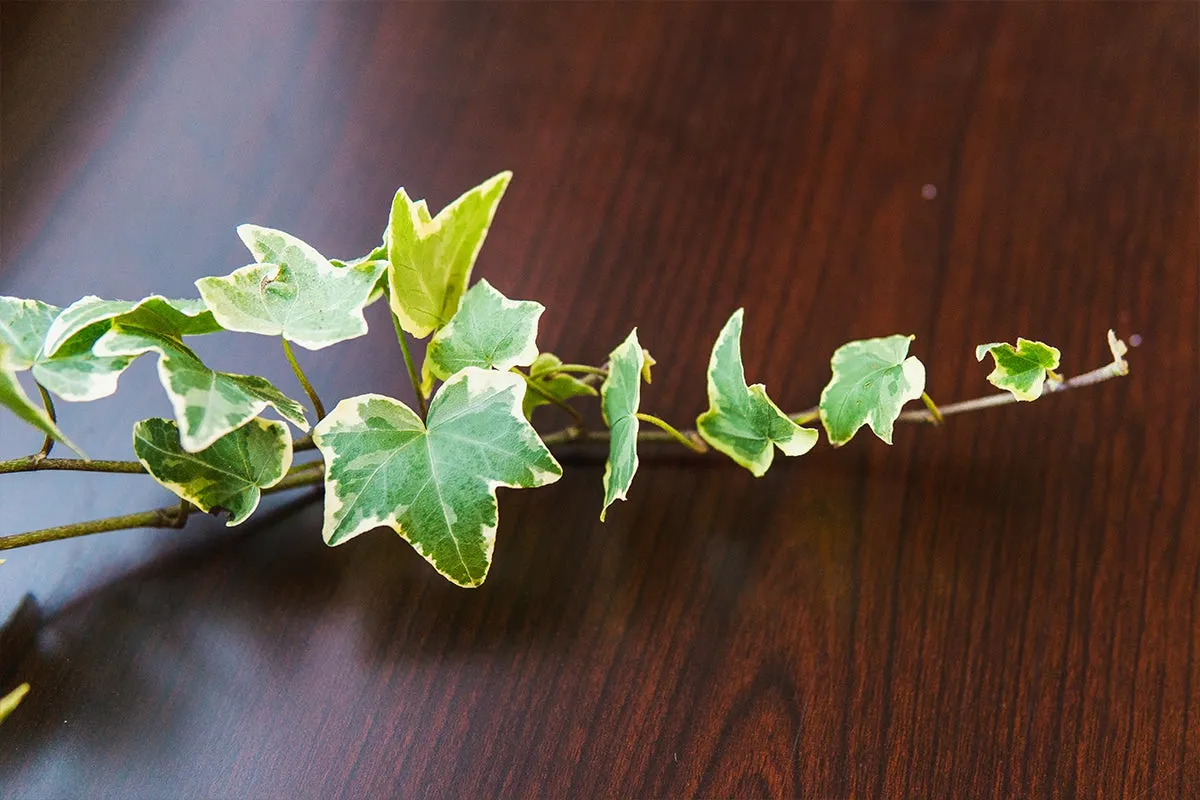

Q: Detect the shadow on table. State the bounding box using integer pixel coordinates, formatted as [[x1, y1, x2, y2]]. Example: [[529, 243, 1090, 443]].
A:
[[0, 437, 1052, 782]]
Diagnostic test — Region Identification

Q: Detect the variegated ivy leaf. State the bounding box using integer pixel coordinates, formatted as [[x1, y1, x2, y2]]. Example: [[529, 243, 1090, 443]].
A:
[[975, 338, 1061, 401], [42, 295, 220, 357], [599, 329, 645, 521], [95, 327, 307, 452], [195, 225, 386, 350], [820, 334, 925, 447], [696, 309, 817, 477], [331, 241, 389, 303], [0, 360, 84, 456], [133, 417, 293, 526], [0, 682, 30, 725], [313, 368, 561, 587], [522, 352, 597, 420], [387, 171, 512, 338], [422, 279, 543, 390]]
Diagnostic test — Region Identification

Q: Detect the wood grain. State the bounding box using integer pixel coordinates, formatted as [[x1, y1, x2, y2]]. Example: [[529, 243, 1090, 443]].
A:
[[1, 3, 1195, 797]]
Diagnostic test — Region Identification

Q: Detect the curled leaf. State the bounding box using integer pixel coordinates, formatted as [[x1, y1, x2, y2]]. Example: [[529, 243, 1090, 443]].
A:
[[696, 309, 817, 476], [133, 417, 293, 525], [600, 329, 645, 520]]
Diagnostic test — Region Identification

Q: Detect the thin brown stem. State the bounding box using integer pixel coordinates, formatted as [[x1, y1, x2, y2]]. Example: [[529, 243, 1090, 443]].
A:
[[0, 457, 146, 476], [35, 383, 56, 460]]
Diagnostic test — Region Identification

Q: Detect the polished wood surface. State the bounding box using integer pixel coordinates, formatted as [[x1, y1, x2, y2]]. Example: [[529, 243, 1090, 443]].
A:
[[1, 3, 1196, 797]]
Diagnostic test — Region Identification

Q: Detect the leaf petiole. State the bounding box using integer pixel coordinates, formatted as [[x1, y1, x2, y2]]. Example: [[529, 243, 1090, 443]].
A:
[[282, 337, 326, 421], [530, 363, 607, 380], [513, 368, 584, 428], [34, 383, 56, 460], [391, 311, 428, 419], [920, 392, 944, 425], [635, 412, 708, 453]]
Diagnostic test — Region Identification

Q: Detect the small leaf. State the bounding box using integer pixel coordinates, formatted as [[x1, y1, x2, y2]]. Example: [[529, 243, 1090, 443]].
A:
[[331, 242, 390, 303], [313, 368, 561, 587], [387, 172, 512, 338], [0, 683, 30, 725], [0, 361, 84, 456], [521, 353, 597, 420], [422, 279, 543, 388], [820, 334, 925, 446], [599, 329, 645, 520], [975, 338, 1061, 401], [133, 417, 293, 525], [696, 309, 817, 476], [640, 348, 657, 384], [95, 328, 307, 452], [196, 225, 386, 350]]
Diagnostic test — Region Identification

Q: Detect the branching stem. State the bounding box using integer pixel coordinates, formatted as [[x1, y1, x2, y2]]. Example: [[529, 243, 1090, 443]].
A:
[[0, 341, 1130, 549], [282, 337, 326, 420]]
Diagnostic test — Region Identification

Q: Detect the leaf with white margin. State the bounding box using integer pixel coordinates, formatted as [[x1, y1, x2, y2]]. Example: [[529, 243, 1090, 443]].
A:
[[975, 338, 1061, 401], [0, 296, 137, 403], [696, 309, 817, 477], [422, 279, 543, 389], [387, 171, 512, 338], [313, 368, 561, 587], [42, 295, 220, 357], [0, 361, 84, 456], [521, 352, 597, 420], [599, 329, 645, 521], [331, 241, 390, 303], [196, 225, 386, 350], [133, 417, 293, 526], [95, 327, 307, 452], [820, 334, 926, 447]]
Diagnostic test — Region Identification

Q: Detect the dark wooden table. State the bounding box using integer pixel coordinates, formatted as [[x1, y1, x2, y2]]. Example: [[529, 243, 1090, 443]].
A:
[[1, 3, 1195, 797]]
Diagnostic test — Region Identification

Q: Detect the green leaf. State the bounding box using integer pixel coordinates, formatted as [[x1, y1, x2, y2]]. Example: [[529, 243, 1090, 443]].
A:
[[386, 171, 512, 338], [196, 225, 386, 350], [820, 334, 925, 446], [133, 417, 293, 525], [95, 327, 307, 452], [0, 295, 137, 403], [0, 682, 30, 725], [521, 352, 597, 420], [696, 309, 817, 476], [331, 242, 390, 303], [422, 279, 543, 389], [0, 361, 84, 456], [975, 338, 1061, 401], [599, 329, 645, 521], [42, 295, 220, 357], [313, 367, 561, 587]]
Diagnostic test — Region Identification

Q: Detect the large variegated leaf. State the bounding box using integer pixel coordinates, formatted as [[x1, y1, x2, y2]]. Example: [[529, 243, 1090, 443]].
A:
[[95, 328, 307, 452], [599, 329, 645, 521], [387, 171, 512, 338], [696, 309, 817, 476], [195, 225, 386, 350], [313, 368, 561, 587], [820, 335, 925, 446], [422, 279, 543, 388], [133, 417, 293, 525], [522, 352, 597, 420], [975, 338, 1061, 401]]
